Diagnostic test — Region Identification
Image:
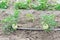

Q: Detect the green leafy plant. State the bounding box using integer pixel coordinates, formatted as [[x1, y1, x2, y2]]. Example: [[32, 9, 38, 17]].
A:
[[14, 0, 32, 9], [46, 3, 56, 10], [52, 0, 60, 10], [31, 0, 48, 10], [14, 2, 29, 9], [0, 0, 9, 9], [41, 14, 57, 32], [47, 0, 60, 10], [25, 13, 35, 22], [1, 10, 19, 34], [14, 0, 52, 10], [54, 4, 60, 10]]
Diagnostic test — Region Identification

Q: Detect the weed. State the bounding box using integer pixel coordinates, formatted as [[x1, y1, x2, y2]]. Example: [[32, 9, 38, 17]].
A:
[[41, 14, 57, 32]]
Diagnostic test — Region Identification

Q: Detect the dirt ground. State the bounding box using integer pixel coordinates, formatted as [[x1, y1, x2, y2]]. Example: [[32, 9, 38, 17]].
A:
[[0, 30, 60, 40], [0, 0, 60, 40], [0, 10, 60, 40]]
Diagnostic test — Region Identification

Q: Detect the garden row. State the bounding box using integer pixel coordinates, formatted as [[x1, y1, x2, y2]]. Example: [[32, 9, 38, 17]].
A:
[[0, 0, 60, 34], [0, 10, 58, 34], [1, 0, 60, 10]]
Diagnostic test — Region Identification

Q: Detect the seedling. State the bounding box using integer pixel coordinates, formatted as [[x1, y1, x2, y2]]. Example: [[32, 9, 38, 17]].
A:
[[41, 14, 57, 32], [1, 10, 19, 34], [0, 0, 9, 9], [25, 13, 35, 22]]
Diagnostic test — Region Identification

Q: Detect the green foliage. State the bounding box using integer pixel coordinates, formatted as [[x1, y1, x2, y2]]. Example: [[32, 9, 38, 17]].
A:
[[41, 14, 57, 32], [14, 0, 32, 9], [47, 0, 60, 10], [14, 0, 48, 10], [51, 0, 60, 10], [14, 2, 29, 9], [46, 4, 56, 10], [14, 0, 60, 10], [25, 13, 35, 22], [26, 0, 31, 4], [54, 4, 60, 10], [0, 0, 8, 9], [32, 0, 48, 10], [1, 10, 19, 34]]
